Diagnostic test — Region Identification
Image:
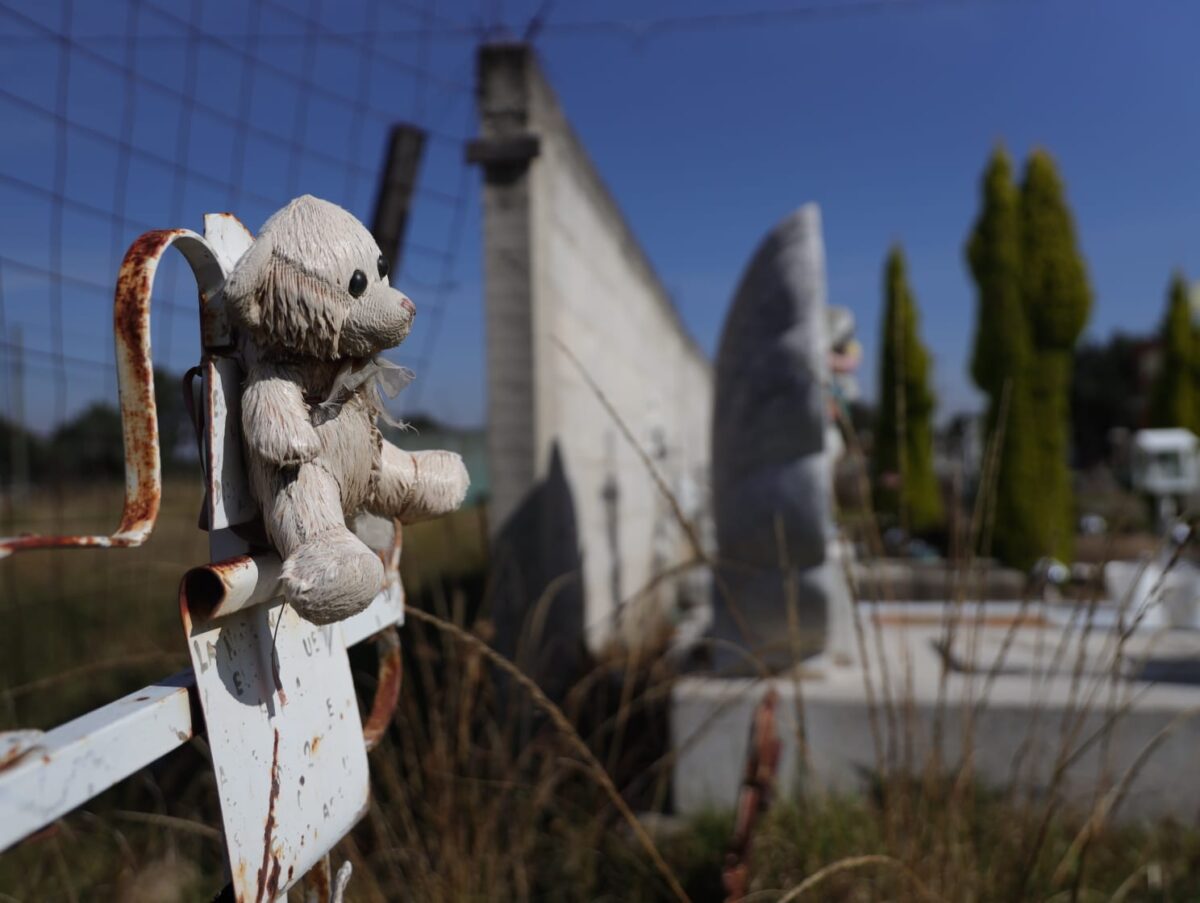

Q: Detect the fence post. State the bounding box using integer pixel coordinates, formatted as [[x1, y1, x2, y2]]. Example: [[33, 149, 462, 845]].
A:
[[371, 123, 426, 277]]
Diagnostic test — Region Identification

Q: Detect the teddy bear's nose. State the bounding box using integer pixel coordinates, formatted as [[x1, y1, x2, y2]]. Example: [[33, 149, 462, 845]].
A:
[[402, 296, 415, 315]]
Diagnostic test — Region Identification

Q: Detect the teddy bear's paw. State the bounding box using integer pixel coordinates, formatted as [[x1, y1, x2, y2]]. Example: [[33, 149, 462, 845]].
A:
[[253, 420, 322, 468], [281, 534, 386, 625]]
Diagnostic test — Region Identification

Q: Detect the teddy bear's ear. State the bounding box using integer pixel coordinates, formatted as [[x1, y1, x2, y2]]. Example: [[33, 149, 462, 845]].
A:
[[221, 232, 275, 330]]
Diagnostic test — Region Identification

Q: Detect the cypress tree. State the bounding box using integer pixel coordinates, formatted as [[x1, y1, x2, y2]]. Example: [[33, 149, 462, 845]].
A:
[[1019, 149, 1092, 562], [1148, 272, 1196, 432], [874, 245, 944, 534], [969, 149, 1025, 398], [966, 147, 1046, 569]]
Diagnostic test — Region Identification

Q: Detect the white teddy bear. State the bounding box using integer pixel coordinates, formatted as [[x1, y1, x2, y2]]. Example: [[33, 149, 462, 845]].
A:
[[223, 195, 468, 624]]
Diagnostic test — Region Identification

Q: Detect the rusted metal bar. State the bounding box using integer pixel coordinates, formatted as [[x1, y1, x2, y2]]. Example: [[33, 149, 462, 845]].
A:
[[722, 688, 782, 902], [0, 672, 196, 851], [303, 855, 333, 903], [0, 229, 226, 558], [300, 854, 353, 903], [180, 553, 284, 627], [362, 627, 402, 751], [179, 548, 402, 640], [361, 523, 405, 752]]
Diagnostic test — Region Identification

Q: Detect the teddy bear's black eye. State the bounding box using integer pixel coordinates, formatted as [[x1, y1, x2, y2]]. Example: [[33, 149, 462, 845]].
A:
[[348, 269, 368, 298], [377, 255, 389, 281]]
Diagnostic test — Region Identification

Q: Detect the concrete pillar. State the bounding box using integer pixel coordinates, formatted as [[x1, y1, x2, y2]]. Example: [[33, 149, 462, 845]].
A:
[[467, 44, 542, 536]]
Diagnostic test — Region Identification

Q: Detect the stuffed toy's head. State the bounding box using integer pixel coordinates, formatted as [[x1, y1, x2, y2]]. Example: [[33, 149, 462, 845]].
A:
[[223, 195, 415, 359]]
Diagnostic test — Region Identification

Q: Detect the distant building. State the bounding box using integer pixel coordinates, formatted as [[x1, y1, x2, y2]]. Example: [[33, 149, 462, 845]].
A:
[[1131, 428, 1199, 527], [1131, 429, 1199, 495]]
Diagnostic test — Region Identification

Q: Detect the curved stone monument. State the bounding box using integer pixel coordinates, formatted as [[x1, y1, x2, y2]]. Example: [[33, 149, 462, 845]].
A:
[[709, 204, 856, 673]]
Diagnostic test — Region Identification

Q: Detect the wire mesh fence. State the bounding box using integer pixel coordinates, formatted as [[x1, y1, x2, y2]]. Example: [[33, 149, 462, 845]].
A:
[[0, 0, 480, 729]]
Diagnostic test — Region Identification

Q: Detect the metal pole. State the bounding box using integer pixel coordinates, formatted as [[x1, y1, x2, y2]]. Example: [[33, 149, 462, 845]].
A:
[[370, 123, 426, 277]]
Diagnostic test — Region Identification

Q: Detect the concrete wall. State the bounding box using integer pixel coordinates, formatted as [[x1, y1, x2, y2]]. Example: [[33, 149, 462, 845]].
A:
[[472, 44, 712, 663]]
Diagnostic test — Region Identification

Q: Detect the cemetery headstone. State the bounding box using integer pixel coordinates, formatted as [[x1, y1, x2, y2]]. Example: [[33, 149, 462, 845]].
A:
[[709, 204, 857, 672]]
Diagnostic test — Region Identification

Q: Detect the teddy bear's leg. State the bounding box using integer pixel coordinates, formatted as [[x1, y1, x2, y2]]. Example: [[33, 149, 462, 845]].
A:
[[262, 461, 386, 624], [369, 441, 469, 524]]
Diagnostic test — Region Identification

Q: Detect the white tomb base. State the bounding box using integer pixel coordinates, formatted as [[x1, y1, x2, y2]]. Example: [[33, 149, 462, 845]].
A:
[[673, 601, 1200, 823]]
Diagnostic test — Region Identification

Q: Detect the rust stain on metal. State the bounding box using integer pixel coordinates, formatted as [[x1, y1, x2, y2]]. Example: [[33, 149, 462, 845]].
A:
[[305, 856, 332, 902], [0, 739, 44, 773], [180, 552, 285, 634], [266, 857, 282, 901], [255, 728, 283, 903], [271, 636, 288, 707], [0, 228, 190, 558], [274, 675, 289, 707], [112, 230, 179, 539], [180, 554, 250, 625], [0, 534, 111, 555], [362, 627, 402, 751], [178, 577, 196, 637]]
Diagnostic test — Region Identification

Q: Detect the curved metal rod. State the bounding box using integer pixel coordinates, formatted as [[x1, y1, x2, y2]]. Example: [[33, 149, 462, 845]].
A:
[[0, 229, 226, 558], [362, 625, 403, 751], [362, 520, 405, 750]]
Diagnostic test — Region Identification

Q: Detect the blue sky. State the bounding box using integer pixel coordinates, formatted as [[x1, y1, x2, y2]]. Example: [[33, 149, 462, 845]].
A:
[[2, 0, 1198, 431]]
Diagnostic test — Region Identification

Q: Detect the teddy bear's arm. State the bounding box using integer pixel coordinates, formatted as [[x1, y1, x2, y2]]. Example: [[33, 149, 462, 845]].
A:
[[370, 440, 469, 524], [241, 371, 321, 466]]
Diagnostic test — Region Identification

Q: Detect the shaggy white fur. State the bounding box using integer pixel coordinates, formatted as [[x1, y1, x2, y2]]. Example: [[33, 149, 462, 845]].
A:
[[224, 195, 469, 624]]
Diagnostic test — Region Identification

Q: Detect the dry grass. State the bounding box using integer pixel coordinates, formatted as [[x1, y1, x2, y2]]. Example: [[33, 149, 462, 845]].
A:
[[3, 398, 1199, 902], [1, 480, 207, 730], [0, 482, 487, 731]]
